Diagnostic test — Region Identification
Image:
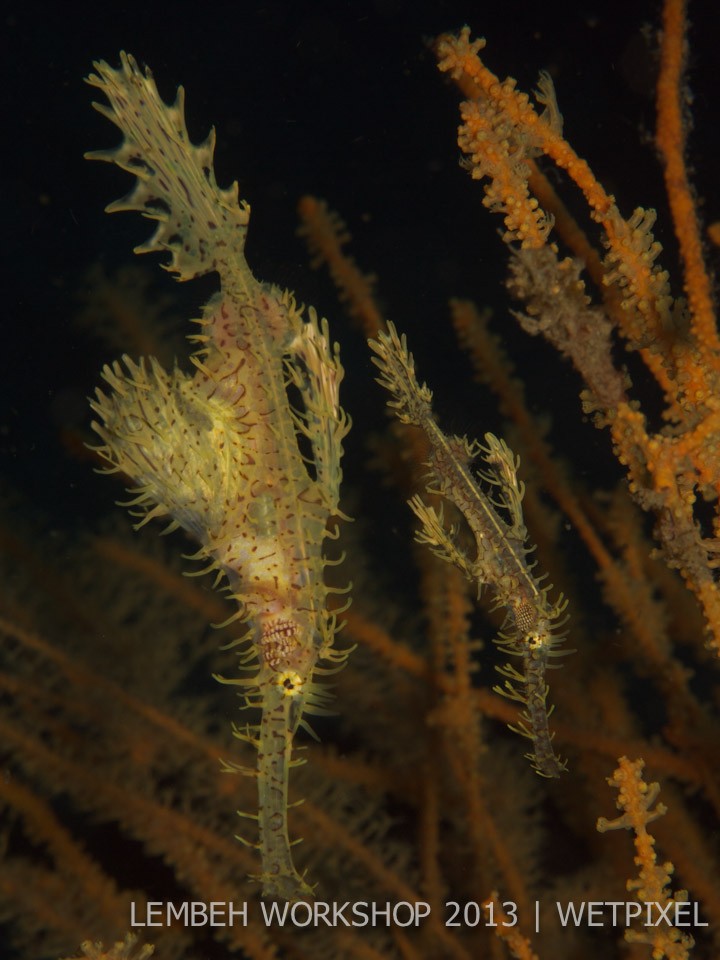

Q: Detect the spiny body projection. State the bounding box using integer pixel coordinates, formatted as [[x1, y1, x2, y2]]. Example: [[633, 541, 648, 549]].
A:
[[86, 53, 351, 900]]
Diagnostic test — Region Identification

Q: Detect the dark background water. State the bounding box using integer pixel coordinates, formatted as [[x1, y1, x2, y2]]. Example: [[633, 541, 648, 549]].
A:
[[4, 0, 718, 529]]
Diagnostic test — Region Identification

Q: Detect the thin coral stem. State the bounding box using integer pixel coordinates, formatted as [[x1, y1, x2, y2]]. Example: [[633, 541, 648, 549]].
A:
[[656, 0, 719, 356]]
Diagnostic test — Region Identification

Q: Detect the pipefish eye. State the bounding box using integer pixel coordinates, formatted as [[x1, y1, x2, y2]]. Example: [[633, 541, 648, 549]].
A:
[[277, 670, 303, 696]]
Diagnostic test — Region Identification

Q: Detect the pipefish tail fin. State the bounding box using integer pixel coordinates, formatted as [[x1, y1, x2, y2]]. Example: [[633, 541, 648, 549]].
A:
[[86, 52, 249, 282]]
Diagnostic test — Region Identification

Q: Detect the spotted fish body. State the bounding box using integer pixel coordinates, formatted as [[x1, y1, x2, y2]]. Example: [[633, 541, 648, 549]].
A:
[[87, 53, 350, 900]]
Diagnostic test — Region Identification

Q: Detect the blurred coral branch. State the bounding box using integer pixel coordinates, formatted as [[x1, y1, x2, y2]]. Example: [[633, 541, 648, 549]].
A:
[[436, 0, 720, 657]]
